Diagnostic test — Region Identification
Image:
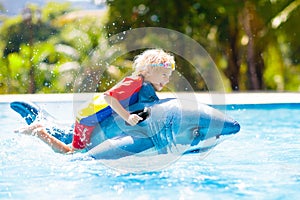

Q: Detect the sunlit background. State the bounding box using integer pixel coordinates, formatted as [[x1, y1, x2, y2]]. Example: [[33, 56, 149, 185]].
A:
[[0, 0, 299, 94]]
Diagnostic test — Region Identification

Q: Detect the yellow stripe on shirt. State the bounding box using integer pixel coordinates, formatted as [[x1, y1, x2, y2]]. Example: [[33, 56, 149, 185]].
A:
[[76, 94, 109, 121]]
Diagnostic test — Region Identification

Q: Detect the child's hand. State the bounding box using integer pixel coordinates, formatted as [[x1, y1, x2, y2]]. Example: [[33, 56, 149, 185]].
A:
[[127, 114, 143, 126]]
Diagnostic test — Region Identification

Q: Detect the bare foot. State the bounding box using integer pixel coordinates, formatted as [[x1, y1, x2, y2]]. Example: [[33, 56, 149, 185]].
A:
[[14, 123, 44, 136]]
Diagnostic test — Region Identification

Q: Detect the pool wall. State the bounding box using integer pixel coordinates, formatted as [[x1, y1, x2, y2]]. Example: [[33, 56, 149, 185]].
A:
[[1, 92, 299, 105]]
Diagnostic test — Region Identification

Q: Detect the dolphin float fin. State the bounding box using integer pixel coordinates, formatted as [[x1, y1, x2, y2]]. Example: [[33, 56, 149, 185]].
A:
[[10, 101, 40, 125]]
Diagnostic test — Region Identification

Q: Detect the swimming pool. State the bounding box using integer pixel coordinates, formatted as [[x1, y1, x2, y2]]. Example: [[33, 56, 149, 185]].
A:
[[1, 94, 300, 199]]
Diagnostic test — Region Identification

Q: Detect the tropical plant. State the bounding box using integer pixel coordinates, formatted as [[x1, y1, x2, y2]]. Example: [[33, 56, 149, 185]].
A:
[[105, 0, 300, 91]]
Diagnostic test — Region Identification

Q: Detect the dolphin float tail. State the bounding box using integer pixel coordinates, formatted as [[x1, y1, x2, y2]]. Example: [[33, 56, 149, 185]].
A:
[[10, 101, 40, 125]]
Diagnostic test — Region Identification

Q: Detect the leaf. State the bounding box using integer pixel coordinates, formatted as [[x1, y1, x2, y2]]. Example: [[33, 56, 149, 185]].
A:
[[7, 53, 25, 77], [32, 42, 55, 65]]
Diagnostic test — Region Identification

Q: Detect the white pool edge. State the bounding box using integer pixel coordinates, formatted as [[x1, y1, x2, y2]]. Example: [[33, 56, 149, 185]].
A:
[[1, 92, 299, 105]]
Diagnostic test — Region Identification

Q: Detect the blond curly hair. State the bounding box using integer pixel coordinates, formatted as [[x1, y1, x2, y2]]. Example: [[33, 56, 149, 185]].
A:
[[132, 49, 175, 76]]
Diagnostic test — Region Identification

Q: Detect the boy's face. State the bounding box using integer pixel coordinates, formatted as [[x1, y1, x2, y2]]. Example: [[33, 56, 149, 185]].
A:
[[145, 68, 173, 91]]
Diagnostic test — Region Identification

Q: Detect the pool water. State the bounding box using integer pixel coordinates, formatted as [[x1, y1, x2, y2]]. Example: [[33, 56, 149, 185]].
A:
[[1, 101, 300, 199]]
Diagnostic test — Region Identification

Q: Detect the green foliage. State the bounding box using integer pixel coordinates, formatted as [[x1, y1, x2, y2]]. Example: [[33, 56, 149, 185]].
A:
[[41, 2, 72, 22], [284, 66, 300, 91], [0, 2, 113, 93], [0, 3, 70, 93], [106, 0, 300, 92], [263, 45, 284, 90], [1, 1, 300, 93]]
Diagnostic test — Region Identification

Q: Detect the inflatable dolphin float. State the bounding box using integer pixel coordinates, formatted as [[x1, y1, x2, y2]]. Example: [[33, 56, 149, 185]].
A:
[[10, 94, 240, 160], [10, 79, 240, 160]]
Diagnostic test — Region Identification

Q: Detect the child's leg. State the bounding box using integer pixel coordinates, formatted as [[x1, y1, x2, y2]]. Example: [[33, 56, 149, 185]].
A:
[[86, 134, 154, 159], [16, 124, 73, 153]]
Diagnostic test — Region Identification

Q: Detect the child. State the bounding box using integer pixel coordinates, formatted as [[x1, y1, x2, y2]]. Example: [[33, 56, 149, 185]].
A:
[[16, 49, 176, 154]]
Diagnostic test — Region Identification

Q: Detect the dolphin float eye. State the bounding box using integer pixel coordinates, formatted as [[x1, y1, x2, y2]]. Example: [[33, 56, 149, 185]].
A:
[[192, 128, 200, 138], [190, 127, 203, 146]]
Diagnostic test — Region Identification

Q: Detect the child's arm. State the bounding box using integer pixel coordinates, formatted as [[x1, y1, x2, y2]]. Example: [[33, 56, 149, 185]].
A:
[[104, 94, 142, 126]]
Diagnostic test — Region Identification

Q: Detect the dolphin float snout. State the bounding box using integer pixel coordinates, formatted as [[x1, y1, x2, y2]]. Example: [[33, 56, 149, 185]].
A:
[[221, 119, 241, 136], [233, 120, 241, 132]]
